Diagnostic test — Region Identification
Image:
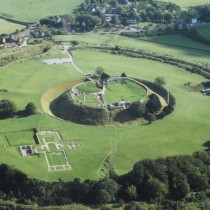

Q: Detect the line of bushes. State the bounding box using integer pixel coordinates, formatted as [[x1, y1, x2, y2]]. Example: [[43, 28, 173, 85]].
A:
[[0, 100, 37, 119], [183, 27, 210, 46]]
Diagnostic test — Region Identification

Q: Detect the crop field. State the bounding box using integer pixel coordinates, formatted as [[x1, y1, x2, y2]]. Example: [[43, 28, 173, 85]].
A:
[[158, 0, 210, 8], [0, 38, 210, 181], [0, 19, 25, 34], [0, 0, 83, 23]]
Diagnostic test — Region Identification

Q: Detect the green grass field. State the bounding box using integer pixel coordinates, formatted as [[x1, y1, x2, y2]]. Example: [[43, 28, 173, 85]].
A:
[[0, 41, 210, 181], [105, 80, 146, 104], [54, 33, 210, 66], [76, 81, 101, 93], [0, 0, 83, 23], [110, 34, 210, 66], [54, 34, 116, 45], [158, 0, 210, 8], [47, 151, 68, 167], [5, 131, 35, 146], [195, 25, 210, 39], [0, 19, 25, 34]]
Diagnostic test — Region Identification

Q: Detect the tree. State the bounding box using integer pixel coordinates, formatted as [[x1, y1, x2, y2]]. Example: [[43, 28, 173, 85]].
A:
[[143, 177, 167, 200], [100, 72, 110, 81], [75, 14, 101, 32], [90, 178, 119, 204], [25, 102, 37, 115], [154, 77, 166, 87], [125, 185, 138, 201], [169, 171, 190, 199], [110, 15, 120, 25], [121, 72, 127, 77], [164, 12, 173, 23], [95, 67, 104, 76], [0, 100, 17, 118], [146, 94, 161, 113], [128, 101, 146, 118]]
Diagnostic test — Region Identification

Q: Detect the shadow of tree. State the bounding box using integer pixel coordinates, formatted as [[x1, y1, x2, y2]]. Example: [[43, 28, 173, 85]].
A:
[[202, 140, 210, 151]]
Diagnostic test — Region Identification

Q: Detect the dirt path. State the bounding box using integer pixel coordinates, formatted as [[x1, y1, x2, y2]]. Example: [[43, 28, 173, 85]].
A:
[[67, 52, 87, 75]]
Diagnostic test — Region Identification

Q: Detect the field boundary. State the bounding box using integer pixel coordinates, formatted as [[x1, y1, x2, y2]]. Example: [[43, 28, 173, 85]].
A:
[[132, 36, 210, 53], [0, 16, 34, 25]]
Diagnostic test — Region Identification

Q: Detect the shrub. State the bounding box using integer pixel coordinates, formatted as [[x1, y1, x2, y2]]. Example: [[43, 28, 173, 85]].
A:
[[24, 102, 37, 116], [146, 94, 161, 113], [0, 100, 17, 118]]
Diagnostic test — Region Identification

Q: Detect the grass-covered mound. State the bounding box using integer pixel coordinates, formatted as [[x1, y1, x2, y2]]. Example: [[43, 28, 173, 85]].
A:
[[50, 92, 109, 125], [50, 77, 174, 125], [105, 79, 147, 104]]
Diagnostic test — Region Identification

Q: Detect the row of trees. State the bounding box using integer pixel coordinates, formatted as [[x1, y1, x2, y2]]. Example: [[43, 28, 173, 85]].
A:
[[0, 100, 37, 119], [1, 150, 210, 207], [40, 14, 101, 33], [183, 27, 210, 46]]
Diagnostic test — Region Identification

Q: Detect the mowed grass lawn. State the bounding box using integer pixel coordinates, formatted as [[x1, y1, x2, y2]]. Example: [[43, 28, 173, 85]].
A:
[[76, 81, 101, 93], [0, 47, 210, 181], [105, 80, 146, 104], [0, 19, 25, 34], [0, 0, 83, 22], [5, 131, 35, 146]]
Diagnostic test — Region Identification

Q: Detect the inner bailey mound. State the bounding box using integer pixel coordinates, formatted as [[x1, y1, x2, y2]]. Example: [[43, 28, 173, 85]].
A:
[[50, 79, 176, 125]]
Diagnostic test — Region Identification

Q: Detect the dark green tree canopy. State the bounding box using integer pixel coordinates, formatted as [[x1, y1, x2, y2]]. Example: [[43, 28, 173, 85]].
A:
[[95, 66, 104, 76], [154, 77, 166, 87], [25, 102, 37, 115], [0, 100, 17, 118], [128, 101, 146, 118], [146, 94, 161, 113]]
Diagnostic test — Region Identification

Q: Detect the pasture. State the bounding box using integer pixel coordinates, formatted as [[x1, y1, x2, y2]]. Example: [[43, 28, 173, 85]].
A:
[[0, 0, 83, 22], [195, 25, 210, 39], [109, 34, 210, 66], [0, 19, 25, 34], [0, 44, 210, 181], [54, 34, 116, 45], [54, 33, 210, 65], [158, 0, 210, 8]]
